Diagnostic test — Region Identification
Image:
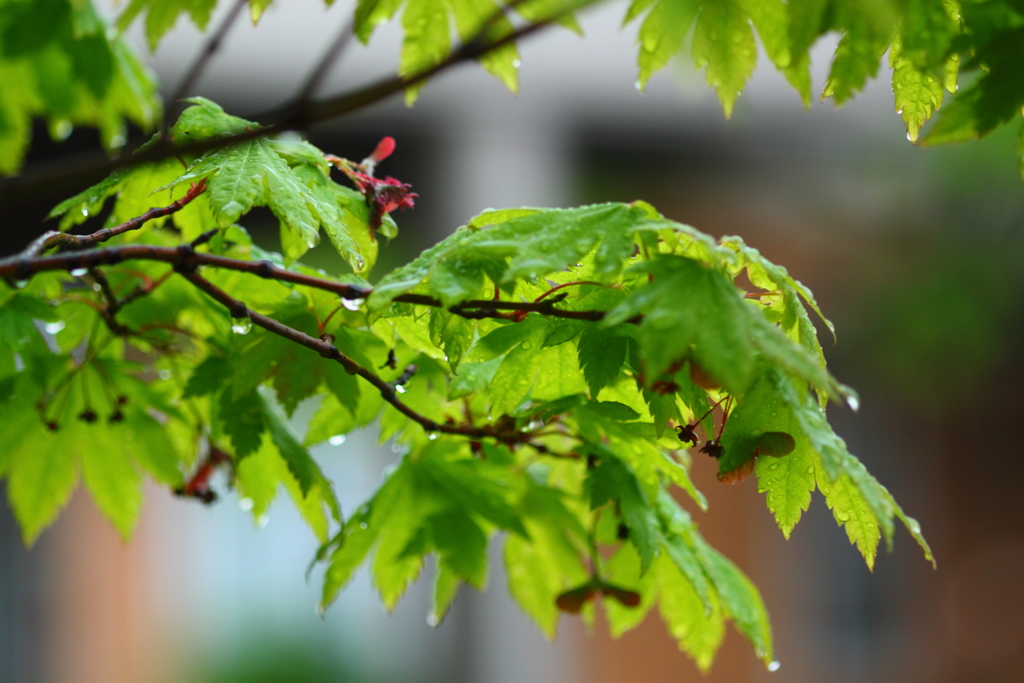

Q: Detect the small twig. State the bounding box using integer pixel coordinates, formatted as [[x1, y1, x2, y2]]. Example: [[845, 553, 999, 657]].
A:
[[118, 270, 172, 309], [293, 17, 355, 106], [3, 180, 208, 276], [318, 303, 346, 335], [179, 270, 555, 444], [169, 0, 249, 116], [87, 268, 119, 313], [190, 228, 220, 248], [534, 281, 605, 303], [86, 267, 132, 336], [392, 364, 418, 388]]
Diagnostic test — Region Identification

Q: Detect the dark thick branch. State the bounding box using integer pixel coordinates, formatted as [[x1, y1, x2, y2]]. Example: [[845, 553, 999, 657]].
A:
[[0, 243, 610, 321]]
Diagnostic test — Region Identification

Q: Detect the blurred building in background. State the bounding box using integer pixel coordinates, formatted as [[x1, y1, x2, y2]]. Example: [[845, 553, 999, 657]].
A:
[[3, 0, 1024, 681]]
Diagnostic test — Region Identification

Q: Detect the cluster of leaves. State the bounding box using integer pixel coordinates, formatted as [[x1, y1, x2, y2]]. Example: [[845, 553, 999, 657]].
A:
[[111, 0, 1024, 170], [3, 0, 1024, 181], [0, 96, 932, 672], [0, 0, 161, 175]]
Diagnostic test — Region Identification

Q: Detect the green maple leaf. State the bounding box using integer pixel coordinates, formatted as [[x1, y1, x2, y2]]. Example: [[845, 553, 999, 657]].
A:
[[0, 0, 161, 175], [586, 447, 663, 571], [691, 0, 758, 118], [720, 366, 815, 537], [157, 99, 367, 269], [114, 0, 288, 52]]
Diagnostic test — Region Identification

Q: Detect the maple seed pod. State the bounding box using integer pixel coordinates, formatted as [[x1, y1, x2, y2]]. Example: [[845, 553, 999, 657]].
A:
[[555, 583, 597, 614], [78, 409, 98, 423], [600, 582, 642, 608], [689, 362, 721, 390]]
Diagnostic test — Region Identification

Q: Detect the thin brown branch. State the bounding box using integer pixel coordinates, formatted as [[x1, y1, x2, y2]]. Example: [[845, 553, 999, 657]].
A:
[[170, 0, 249, 112], [293, 17, 355, 106], [179, 270, 534, 441], [6, 180, 208, 267], [534, 281, 606, 302]]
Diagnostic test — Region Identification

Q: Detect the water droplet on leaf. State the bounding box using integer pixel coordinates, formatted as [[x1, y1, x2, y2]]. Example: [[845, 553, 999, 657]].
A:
[[329, 434, 346, 446], [222, 201, 245, 219], [342, 298, 364, 311], [239, 497, 254, 511], [427, 614, 439, 627], [768, 661, 781, 672], [231, 315, 252, 335], [395, 385, 406, 394], [257, 514, 269, 529], [44, 321, 65, 335], [70, 268, 88, 277], [52, 120, 72, 141], [428, 433, 437, 440]]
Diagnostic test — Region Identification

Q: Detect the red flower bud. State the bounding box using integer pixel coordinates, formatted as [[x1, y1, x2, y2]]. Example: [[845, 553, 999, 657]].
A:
[[367, 136, 396, 164]]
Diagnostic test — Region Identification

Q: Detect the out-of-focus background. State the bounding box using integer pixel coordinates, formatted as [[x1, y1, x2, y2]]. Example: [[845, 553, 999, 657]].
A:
[[3, 1, 1024, 681]]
